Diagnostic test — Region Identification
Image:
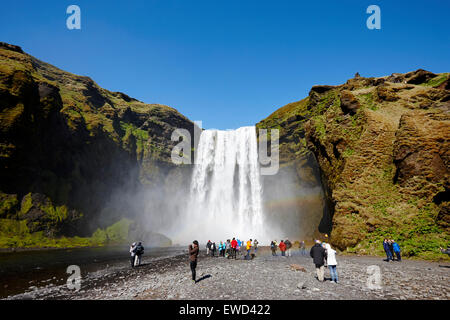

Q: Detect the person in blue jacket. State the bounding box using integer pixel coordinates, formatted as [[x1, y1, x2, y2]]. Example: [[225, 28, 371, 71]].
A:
[[392, 240, 401, 261], [383, 239, 393, 261], [218, 241, 224, 257]]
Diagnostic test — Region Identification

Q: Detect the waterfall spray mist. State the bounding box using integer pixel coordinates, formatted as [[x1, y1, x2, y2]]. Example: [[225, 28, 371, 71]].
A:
[[172, 126, 270, 244]]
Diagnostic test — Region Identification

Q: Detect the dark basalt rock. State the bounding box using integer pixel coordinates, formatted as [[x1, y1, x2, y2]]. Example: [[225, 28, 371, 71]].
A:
[[0, 42, 23, 53], [310, 85, 335, 94], [405, 69, 437, 85]]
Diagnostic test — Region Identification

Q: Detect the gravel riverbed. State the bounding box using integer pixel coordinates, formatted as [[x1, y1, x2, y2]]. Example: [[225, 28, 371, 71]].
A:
[[7, 247, 450, 300]]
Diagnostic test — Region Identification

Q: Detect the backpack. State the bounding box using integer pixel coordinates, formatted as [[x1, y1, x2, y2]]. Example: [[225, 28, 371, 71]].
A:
[[135, 245, 144, 255]]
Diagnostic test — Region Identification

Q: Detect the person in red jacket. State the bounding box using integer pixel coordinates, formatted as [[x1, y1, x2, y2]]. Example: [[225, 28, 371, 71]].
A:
[[231, 238, 238, 259], [279, 240, 286, 256]]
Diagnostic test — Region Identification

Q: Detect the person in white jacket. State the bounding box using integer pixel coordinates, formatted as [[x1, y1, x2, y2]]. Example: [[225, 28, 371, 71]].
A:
[[325, 243, 338, 283], [129, 242, 137, 268]]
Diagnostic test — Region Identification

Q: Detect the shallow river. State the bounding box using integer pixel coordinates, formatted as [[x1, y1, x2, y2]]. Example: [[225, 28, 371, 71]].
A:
[[0, 245, 185, 298]]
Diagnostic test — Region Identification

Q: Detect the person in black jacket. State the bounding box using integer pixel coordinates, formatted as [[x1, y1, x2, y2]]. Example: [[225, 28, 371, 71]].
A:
[[270, 241, 277, 256], [211, 242, 217, 257], [310, 240, 326, 282], [189, 240, 199, 283], [388, 240, 395, 261], [383, 239, 393, 261], [134, 242, 144, 266]]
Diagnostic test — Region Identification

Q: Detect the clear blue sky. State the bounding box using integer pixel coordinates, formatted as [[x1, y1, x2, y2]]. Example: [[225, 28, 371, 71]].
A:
[[1, 0, 449, 129]]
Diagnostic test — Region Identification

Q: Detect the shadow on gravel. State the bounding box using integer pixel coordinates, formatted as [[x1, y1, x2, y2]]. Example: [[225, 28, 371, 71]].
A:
[[438, 265, 450, 268], [136, 263, 152, 267], [195, 275, 212, 283]]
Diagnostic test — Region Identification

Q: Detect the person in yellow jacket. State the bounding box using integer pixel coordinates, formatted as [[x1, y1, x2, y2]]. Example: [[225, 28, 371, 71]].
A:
[[245, 239, 252, 260]]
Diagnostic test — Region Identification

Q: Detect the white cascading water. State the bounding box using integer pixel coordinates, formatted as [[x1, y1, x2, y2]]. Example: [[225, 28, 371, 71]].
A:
[[174, 126, 266, 244]]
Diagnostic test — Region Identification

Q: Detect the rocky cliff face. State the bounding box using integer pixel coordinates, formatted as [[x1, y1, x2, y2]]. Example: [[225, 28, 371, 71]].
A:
[[0, 42, 197, 241], [258, 70, 449, 259]]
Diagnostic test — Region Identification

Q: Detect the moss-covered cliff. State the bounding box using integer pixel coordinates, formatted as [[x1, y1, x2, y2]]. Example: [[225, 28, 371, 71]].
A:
[[0, 42, 196, 247], [258, 70, 449, 259]]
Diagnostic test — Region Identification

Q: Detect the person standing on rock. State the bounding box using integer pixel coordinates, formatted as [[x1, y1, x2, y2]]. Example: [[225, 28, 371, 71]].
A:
[[225, 239, 231, 258], [279, 240, 286, 256], [383, 239, 393, 262], [325, 243, 338, 283], [392, 240, 401, 262], [285, 238, 292, 257], [189, 240, 199, 283], [310, 240, 326, 282]]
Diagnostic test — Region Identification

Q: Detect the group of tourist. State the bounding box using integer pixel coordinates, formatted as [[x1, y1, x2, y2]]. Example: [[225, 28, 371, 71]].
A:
[[270, 239, 308, 256], [206, 238, 259, 260], [310, 240, 339, 283], [383, 239, 402, 262], [188, 237, 339, 284], [129, 242, 144, 268], [131, 236, 412, 285]]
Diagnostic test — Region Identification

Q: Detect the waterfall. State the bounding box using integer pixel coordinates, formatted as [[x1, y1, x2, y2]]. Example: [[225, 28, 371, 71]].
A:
[[174, 126, 266, 244]]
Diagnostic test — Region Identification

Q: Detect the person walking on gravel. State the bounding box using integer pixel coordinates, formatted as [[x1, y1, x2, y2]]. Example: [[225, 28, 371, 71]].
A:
[[325, 243, 338, 283], [253, 239, 259, 256], [392, 240, 401, 262], [271, 241, 277, 256], [134, 242, 144, 267], [189, 240, 199, 283], [285, 238, 292, 257], [383, 239, 393, 262], [206, 240, 211, 256], [246, 239, 252, 260], [279, 240, 286, 256], [388, 239, 395, 260], [129, 242, 137, 268], [310, 240, 326, 282], [231, 238, 238, 259], [299, 240, 306, 256], [211, 242, 217, 257], [218, 241, 222, 256]]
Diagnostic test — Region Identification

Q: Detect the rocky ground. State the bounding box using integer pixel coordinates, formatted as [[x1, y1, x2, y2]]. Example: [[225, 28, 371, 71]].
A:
[[7, 247, 449, 300]]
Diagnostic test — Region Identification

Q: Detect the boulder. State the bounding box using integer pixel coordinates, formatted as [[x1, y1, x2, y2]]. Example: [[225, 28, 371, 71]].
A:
[[339, 90, 360, 115], [376, 84, 398, 102], [290, 264, 307, 272]]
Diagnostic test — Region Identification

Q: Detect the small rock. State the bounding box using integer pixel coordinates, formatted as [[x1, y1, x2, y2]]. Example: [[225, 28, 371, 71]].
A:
[[297, 282, 307, 289]]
